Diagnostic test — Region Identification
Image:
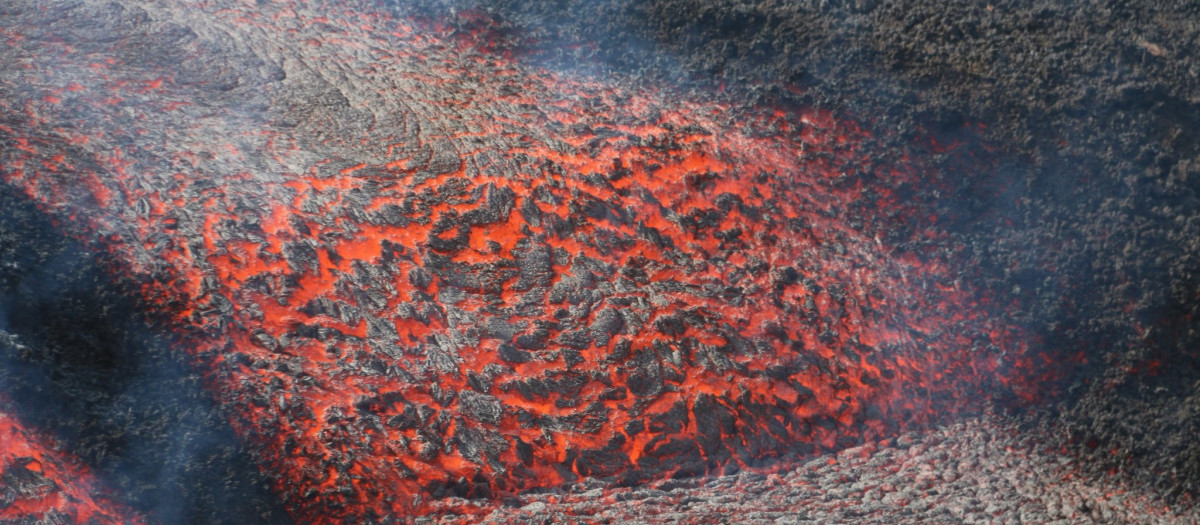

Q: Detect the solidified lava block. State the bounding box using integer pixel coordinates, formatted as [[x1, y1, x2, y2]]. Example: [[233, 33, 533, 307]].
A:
[[0, 0, 1053, 521]]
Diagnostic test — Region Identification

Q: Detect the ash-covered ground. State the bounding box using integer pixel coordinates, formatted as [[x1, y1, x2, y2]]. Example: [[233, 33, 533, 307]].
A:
[[0, 0, 1198, 523]]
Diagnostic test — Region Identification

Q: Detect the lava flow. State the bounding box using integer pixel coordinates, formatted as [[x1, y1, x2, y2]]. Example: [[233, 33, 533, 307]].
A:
[[1, 0, 1055, 522], [0, 399, 141, 524]]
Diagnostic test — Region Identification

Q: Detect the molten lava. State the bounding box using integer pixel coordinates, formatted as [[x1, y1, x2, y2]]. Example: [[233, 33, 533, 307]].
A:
[[0, 402, 141, 524], [0, 0, 1055, 522]]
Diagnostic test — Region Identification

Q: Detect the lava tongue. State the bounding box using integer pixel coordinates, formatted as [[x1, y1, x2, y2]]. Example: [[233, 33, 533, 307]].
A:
[[0, 0, 1047, 521]]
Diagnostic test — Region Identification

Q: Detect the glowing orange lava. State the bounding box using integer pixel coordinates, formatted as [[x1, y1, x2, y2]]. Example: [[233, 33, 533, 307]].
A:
[[0, 404, 141, 524], [0, 1, 1060, 522]]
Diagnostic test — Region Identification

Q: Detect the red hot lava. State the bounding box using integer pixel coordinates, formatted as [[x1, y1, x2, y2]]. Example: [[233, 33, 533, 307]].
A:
[[0, 403, 141, 524], [0, 0, 1055, 521]]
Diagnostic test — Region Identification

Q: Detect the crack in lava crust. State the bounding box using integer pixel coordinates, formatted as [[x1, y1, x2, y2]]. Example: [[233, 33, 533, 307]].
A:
[[0, 0, 1053, 521]]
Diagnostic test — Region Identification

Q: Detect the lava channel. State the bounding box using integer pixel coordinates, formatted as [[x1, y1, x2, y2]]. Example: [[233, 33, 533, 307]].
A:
[[0, 0, 1058, 522]]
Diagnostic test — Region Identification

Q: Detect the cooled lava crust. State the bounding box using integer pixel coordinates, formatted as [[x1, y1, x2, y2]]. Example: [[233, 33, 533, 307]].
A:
[[1, 0, 1197, 523]]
